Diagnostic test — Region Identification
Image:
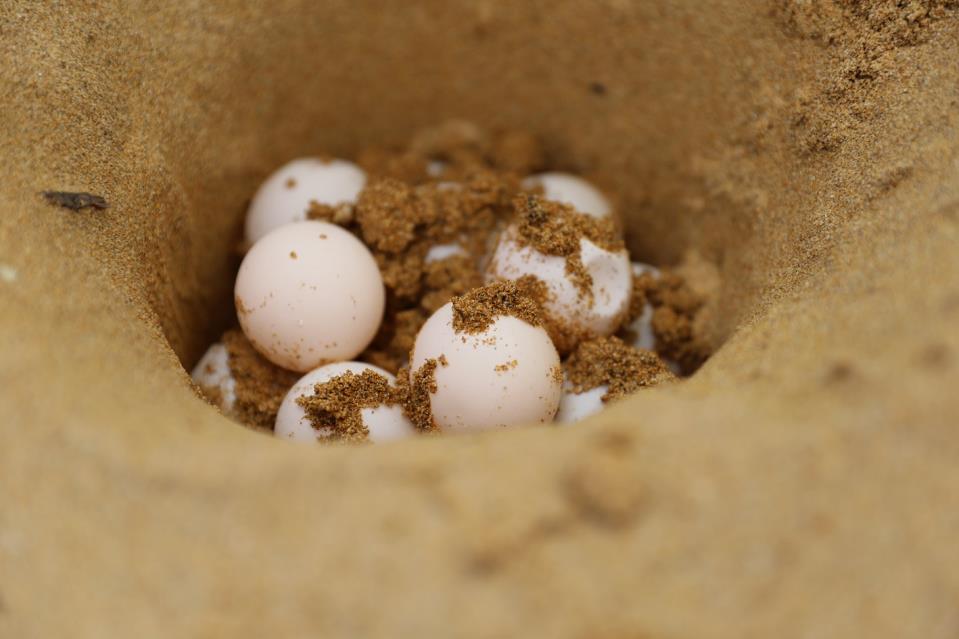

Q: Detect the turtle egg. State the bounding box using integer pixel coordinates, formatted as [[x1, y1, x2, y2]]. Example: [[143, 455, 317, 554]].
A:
[[235, 221, 385, 372], [522, 172, 611, 218], [555, 383, 607, 424], [487, 226, 632, 350], [245, 158, 366, 244], [410, 302, 562, 433], [275, 362, 415, 443], [191, 342, 236, 412]]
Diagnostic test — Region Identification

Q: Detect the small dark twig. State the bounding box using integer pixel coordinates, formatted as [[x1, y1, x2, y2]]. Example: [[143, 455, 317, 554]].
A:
[[42, 191, 109, 211], [589, 82, 607, 96]]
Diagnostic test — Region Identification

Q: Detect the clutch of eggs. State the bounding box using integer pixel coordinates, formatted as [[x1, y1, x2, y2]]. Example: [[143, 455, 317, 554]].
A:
[[204, 157, 645, 439]]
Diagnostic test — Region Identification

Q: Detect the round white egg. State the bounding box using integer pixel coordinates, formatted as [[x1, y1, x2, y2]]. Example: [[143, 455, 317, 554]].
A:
[[235, 221, 385, 372], [275, 362, 414, 443], [245, 158, 366, 244], [411, 302, 562, 433], [487, 226, 632, 348], [555, 384, 607, 424], [522, 172, 611, 218], [191, 342, 236, 411]]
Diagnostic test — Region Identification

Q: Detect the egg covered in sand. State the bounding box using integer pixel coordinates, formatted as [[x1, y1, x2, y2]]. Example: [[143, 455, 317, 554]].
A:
[[275, 362, 414, 443], [556, 336, 676, 425], [409, 282, 562, 433], [486, 196, 631, 352], [235, 221, 385, 372]]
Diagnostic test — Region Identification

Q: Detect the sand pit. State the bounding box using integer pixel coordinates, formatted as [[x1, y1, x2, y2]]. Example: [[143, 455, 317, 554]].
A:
[[1, 2, 958, 637]]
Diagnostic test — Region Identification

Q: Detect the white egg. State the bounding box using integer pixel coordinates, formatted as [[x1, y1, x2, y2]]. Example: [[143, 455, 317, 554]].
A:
[[245, 158, 366, 244], [235, 221, 385, 372], [411, 302, 562, 433], [555, 384, 607, 424], [522, 172, 611, 218], [627, 262, 661, 350], [487, 226, 632, 349], [191, 342, 236, 411], [275, 362, 414, 443], [424, 243, 467, 264]]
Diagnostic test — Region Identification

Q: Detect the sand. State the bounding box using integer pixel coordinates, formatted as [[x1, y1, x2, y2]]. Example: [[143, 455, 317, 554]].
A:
[[1, 2, 959, 638]]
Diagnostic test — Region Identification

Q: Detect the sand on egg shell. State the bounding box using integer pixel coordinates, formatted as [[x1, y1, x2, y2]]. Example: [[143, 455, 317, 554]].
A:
[[411, 292, 562, 433]]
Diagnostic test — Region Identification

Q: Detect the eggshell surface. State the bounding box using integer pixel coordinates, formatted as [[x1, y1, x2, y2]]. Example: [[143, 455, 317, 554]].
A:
[[191, 342, 236, 411], [487, 227, 632, 349], [522, 172, 611, 218], [245, 158, 366, 244], [411, 303, 562, 433], [235, 221, 384, 372], [555, 384, 607, 424], [425, 243, 467, 264]]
